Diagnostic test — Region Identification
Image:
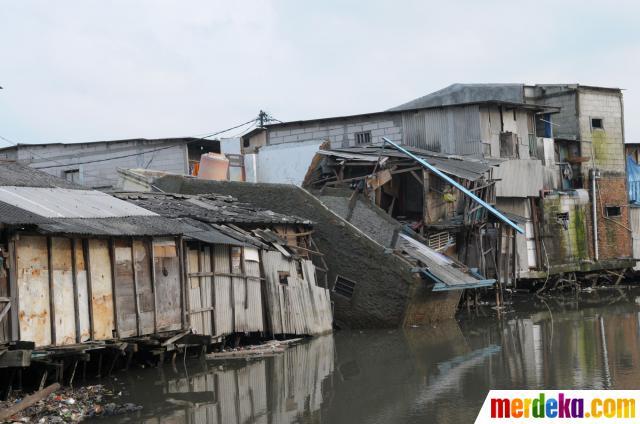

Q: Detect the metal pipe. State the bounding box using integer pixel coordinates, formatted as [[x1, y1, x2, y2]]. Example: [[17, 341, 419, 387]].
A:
[[381, 137, 524, 234], [591, 168, 599, 261]]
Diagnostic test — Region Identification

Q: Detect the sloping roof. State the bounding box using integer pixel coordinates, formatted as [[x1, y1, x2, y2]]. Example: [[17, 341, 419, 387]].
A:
[[0, 186, 157, 218], [320, 146, 498, 181], [113, 192, 313, 226], [0, 137, 203, 151], [388, 83, 527, 112], [0, 161, 86, 189]]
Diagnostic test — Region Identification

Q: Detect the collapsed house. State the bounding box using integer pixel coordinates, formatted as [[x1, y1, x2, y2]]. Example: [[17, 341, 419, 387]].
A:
[[112, 191, 332, 339], [0, 162, 331, 382], [130, 171, 497, 328], [240, 83, 636, 286]]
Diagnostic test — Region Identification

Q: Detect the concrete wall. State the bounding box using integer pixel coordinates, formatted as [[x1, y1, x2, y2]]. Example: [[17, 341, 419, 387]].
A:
[[266, 113, 403, 148], [12, 140, 189, 189], [252, 140, 324, 185], [578, 88, 625, 175]]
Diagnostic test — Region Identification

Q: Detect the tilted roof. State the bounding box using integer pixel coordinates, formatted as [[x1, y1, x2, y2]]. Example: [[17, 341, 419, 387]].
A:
[[112, 192, 313, 226], [388, 83, 527, 112], [0, 161, 86, 189]]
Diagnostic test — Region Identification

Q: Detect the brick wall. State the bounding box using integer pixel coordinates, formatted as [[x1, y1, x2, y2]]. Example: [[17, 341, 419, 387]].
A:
[[266, 113, 403, 148], [584, 176, 633, 260]]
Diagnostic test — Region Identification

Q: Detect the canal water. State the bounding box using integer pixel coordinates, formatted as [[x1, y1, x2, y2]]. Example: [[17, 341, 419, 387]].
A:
[[97, 288, 640, 423]]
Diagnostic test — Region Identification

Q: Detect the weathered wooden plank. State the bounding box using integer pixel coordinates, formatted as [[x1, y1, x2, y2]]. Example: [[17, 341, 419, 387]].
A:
[[51, 237, 76, 345], [201, 245, 213, 336], [187, 246, 204, 335], [153, 238, 182, 332], [133, 240, 154, 335], [8, 237, 19, 341], [16, 235, 51, 347], [114, 239, 137, 338], [88, 239, 115, 340], [74, 240, 91, 342], [213, 245, 232, 336], [0, 349, 31, 368]]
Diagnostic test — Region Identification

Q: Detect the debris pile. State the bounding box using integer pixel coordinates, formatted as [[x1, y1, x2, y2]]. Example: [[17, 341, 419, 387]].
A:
[[0, 384, 141, 423]]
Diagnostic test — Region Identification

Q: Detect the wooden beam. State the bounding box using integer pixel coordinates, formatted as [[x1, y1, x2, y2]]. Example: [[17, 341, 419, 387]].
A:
[[108, 239, 119, 339], [0, 349, 31, 368], [46, 236, 56, 345], [70, 240, 81, 344], [7, 236, 18, 340], [148, 238, 158, 334], [0, 383, 59, 421], [130, 238, 141, 337], [82, 240, 95, 341], [0, 301, 11, 324]]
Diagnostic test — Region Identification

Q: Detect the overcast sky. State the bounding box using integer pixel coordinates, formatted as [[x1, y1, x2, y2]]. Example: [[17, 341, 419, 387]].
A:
[[1, 1, 639, 145]]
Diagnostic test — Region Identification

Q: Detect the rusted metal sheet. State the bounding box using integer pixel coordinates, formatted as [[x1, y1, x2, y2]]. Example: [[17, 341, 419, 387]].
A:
[[0, 242, 9, 342], [16, 235, 51, 347], [153, 238, 182, 331], [132, 240, 154, 335], [73, 239, 91, 342], [213, 245, 233, 336], [88, 239, 115, 340], [114, 239, 137, 337], [51, 237, 76, 345]]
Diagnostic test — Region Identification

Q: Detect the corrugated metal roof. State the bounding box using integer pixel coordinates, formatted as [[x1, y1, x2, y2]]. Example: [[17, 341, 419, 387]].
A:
[[320, 146, 498, 181], [35, 216, 187, 236], [114, 192, 312, 226], [0, 186, 157, 218]]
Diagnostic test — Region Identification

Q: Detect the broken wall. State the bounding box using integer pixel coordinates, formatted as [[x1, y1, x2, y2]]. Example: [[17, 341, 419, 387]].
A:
[[153, 176, 418, 329]]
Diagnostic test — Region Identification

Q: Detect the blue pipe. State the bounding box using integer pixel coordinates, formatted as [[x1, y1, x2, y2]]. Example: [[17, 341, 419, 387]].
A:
[[381, 137, 524, 234]]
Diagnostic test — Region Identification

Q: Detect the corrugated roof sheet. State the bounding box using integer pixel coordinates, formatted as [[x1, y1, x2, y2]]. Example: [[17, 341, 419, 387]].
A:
[[114, 192, 313, 226], [320, 146, 498, 181], [0, 186, 157, 218], [35, 216, 188, 236]]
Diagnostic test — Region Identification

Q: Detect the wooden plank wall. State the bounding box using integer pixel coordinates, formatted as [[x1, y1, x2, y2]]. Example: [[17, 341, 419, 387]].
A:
[[13, 234, 185, 348], [0, 240, 8, 342], [186, 244, 264, 338], [261, 251, 332, 336], [153, 238, 182, 332]]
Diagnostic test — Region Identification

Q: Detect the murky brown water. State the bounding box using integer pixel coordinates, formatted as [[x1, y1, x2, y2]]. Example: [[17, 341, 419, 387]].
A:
[[95, 288, 640, 423]]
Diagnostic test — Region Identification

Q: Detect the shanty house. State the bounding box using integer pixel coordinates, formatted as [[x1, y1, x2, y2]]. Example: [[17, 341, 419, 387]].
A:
[[113, 191, 332, 338], [0, 162, 190, 349]]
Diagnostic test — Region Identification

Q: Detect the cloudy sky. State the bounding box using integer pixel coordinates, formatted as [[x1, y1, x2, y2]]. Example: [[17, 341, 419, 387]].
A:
[[1, 1, 639, 145]]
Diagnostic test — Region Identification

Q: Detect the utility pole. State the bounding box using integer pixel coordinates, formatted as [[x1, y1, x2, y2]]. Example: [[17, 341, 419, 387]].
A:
[[258, 110, 268, 127]]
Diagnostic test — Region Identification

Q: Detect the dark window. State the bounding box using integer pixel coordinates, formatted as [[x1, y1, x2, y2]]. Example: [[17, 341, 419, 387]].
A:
[[63, 169, 80, 183], [556, 212, 569, 230], [278, 271, 290, 285], [591, 118, 604, 130], [354, 131, 371, 145], [243, 138, 250, 148], [605, 206, 622, 217], [333, 276, 356, 299]]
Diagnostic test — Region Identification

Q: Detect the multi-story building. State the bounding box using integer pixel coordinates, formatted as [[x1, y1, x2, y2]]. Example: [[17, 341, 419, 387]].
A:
[[242, 83, 635, 284]]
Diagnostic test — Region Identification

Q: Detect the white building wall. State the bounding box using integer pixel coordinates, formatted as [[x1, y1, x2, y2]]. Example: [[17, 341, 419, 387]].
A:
[[253, 140, 324, 186]]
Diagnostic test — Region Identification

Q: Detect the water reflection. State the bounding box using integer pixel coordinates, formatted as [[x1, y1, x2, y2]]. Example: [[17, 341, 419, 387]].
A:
[[99, 289, 640, 424]]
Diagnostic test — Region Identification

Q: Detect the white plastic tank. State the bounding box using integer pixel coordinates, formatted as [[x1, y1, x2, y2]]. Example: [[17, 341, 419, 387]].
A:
[[198, 153, 229, 180]]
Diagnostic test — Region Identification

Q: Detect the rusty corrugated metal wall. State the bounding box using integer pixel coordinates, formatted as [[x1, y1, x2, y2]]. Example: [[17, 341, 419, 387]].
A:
[[401, 104, 482, 155]]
